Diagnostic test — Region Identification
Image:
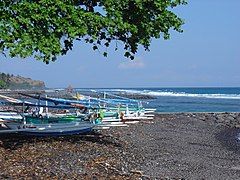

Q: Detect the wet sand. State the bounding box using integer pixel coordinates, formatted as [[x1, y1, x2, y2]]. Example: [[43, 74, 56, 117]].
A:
[[1, 113, 240, 179]]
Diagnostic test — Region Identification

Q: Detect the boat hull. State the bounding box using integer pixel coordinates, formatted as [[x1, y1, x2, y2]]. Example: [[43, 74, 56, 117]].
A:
[[1, 121, 94, 136], [19, 126, 93, 136]]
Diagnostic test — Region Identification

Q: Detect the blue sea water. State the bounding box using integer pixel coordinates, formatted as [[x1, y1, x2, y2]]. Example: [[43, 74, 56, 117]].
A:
[[76, 87, 240, 113], [1, 87, 239, 112]]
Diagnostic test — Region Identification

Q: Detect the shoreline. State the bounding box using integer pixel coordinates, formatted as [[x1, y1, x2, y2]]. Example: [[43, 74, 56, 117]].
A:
[[1, 113, 240, 179]]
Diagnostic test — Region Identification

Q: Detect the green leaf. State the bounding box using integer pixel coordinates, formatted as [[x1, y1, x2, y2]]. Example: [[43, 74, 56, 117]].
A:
[[0, 0, 187, 63], [103, 52, 108, 57]]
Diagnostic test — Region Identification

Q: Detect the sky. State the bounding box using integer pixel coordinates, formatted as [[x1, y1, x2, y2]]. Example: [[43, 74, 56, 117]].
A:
[[0, 0, 240, 88]]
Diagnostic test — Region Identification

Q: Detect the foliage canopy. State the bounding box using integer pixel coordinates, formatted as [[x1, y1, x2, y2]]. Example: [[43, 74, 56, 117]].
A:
[[0, 0, 187, 63]]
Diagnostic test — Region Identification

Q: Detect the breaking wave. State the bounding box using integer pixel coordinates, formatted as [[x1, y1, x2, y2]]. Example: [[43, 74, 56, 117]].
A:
[[112, 89, 240, 100]]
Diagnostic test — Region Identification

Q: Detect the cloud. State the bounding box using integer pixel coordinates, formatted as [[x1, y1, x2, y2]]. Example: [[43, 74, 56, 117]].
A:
[[118, 58, 145, 69]]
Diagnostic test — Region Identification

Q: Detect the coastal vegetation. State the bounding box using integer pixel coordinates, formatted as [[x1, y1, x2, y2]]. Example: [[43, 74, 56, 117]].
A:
[[0, 73, 11, 89], [0, 80, 7, 89], [0, 72, 45, 89], [1, 0, 187, 63]]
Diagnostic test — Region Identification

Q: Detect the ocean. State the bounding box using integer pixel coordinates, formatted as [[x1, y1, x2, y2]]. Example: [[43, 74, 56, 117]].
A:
[[1, 87, 239, 113], [76, 87, 240, 113]]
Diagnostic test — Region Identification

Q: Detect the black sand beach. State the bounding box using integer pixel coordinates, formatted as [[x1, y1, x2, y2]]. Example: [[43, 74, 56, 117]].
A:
[[1, 113, 240, 179]]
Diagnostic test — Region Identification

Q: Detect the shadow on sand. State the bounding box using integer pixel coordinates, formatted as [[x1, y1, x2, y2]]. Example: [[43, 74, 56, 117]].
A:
[[0, 131, 123, 150], [216, 127, 240, 154]]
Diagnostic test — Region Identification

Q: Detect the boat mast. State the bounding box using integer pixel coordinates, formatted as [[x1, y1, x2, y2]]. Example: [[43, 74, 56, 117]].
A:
[[22, 101, 26, 124], [103, 91, 106, 108], [45, 95, 49, 118]]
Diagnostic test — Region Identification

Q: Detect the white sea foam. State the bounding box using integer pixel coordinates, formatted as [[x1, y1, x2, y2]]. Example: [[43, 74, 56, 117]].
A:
[[145, 92, 240, 99], [111, 89, 240, 100], [114, 89, 143, 94]]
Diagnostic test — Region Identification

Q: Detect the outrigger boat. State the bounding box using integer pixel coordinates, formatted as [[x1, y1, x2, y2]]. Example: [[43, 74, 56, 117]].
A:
[[0, 94, 130, 136], [0, 90, 156, 136], [71, 91, 156, 121], [25, 91, 156, 122], [0, 110, 94, 136]]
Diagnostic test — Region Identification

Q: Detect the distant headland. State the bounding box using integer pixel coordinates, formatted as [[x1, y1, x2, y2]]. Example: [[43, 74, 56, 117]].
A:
[[0, 72, 45, 90]]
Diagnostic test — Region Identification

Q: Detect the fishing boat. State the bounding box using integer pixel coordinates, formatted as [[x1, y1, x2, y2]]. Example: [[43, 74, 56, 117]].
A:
[[1, 120, 94, 136], [0, 110, 94, 136], [0, 90, 156, 136], [0, 97, 94, 136]]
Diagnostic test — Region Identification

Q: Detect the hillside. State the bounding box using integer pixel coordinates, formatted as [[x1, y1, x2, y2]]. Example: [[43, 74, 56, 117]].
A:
[[0, 73, 45, 89]]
